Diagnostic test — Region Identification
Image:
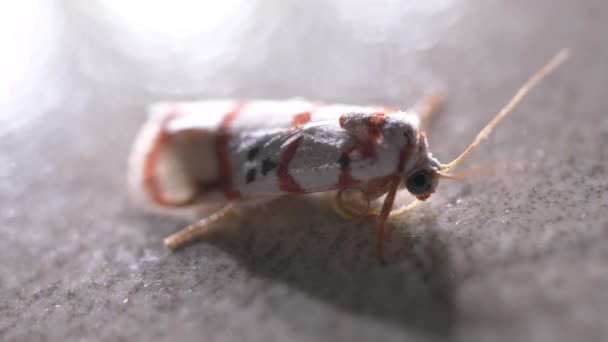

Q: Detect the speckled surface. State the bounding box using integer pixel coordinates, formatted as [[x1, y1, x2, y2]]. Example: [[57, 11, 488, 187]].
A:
[[1, 1, 607, 341]]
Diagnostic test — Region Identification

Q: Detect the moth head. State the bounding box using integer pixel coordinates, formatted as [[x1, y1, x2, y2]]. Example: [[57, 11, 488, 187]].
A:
[[403, 155, 442, 201]]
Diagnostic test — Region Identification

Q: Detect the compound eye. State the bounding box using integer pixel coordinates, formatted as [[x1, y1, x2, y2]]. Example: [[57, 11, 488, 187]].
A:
[[405, 170, 433, 195]]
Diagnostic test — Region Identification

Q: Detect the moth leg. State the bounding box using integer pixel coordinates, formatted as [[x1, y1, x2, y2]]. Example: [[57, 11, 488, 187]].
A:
[[413, 89, 445, 130], [164, 203, 235, 250], [333, 188, 376, 220], [375, 175, 401, 264], [388, 199, 424, 218]]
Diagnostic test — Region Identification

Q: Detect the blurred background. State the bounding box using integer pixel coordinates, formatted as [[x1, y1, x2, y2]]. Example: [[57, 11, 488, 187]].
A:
[[1, 1, 607, 341]]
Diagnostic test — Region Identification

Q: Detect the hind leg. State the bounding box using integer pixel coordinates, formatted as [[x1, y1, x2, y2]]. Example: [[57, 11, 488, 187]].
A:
[[164, 198, 276, 250], [164, 204, 236, 250], [413, 89, 445, 129]]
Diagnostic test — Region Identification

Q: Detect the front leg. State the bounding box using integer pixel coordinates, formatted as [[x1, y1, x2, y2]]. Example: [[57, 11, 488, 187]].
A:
[[333, 176, 394, 220], [333, 176, 425, 263], [334, 188, 376, 220]]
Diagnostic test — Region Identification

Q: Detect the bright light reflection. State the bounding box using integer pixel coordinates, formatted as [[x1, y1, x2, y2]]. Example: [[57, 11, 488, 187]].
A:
[[0, 0, 61, 136], [98, 0, 246, 36]]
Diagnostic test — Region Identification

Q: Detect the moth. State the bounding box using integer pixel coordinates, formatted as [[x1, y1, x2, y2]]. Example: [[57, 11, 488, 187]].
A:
[[129, 50, 568, 263]]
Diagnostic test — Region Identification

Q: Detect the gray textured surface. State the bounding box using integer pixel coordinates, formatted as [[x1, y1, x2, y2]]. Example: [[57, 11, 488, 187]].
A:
[[1, 1, 607, 341]]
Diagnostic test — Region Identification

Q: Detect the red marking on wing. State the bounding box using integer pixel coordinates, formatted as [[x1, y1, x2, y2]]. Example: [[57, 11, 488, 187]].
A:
[[337, 152, 360, 188], [362, 113, 387, 158], [369, 112, 387, 126], [142, 109, 197, 207], [291, 111, 311, 128], [338, 114, 347, 128], [272, 109, 315, 193], [397, 132, 422, 173], [277, 137, 306, 193], [335, 111, 391, 190], [344, 112, 387, 159], [216, 103, 246, 200]]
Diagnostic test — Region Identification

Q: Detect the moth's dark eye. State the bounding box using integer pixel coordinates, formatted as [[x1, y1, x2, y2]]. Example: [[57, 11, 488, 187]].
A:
[[405, 170, 432, 195]]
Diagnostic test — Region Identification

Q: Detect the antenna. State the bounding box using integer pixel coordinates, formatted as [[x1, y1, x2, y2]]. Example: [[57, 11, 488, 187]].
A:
[[440, 49, 570, 173]]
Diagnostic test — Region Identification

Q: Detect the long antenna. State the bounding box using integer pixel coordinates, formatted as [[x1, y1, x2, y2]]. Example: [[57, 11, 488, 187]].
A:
[[441, 49, 570, 173]]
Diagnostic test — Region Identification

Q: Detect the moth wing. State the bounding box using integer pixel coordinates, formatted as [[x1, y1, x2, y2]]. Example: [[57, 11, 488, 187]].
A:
[[129, 102, 232, 218]]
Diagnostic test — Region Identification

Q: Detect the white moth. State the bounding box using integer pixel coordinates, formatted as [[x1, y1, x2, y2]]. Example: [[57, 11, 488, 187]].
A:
[[129, 50, 568, 263]]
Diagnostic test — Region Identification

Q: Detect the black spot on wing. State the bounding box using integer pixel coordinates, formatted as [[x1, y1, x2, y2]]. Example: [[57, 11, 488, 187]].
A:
[[338, 152, 350, 169], [262, 158, 277, 176], [247, 146, 259, 161], [246, 168, 257, 184]]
